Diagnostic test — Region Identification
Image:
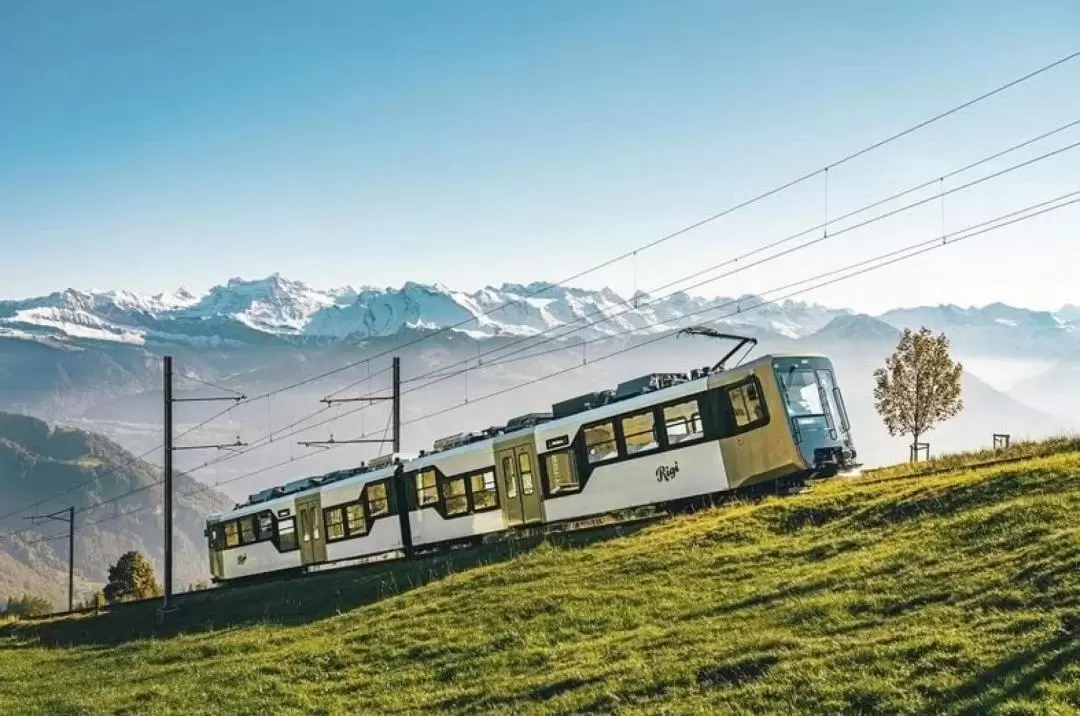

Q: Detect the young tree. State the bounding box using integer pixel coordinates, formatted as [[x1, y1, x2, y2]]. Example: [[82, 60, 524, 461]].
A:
[[103, 551, 163, 603], [873, 326, 964, 460]]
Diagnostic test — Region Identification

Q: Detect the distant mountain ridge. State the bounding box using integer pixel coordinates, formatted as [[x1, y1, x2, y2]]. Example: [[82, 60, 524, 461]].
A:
[[2, 274, 1078, 358]]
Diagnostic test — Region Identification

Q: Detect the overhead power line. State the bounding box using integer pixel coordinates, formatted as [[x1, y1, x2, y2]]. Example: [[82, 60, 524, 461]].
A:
[[143, 114, 1080, 484], [176, 132, 1080, 490], [194, 124, 1080, 440], [330, 121, 1080, 395], [232, 49, 1080, 408], [398, 191, 1080, 429]]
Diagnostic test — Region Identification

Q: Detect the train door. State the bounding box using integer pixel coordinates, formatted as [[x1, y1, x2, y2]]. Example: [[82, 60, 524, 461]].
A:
[[495, 437, 545, 526], [716, 372, 774, 485], [206, 524, 225, 580], [295, 495, 327, 565]]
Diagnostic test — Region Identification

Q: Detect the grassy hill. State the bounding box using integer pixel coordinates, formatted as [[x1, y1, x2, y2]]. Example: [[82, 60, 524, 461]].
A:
[[2, 440, 1080, 714], [0, 412, 232, 607]]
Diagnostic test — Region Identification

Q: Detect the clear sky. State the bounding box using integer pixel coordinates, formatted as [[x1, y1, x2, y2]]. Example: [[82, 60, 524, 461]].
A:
[[1, 0, 1078, 315]]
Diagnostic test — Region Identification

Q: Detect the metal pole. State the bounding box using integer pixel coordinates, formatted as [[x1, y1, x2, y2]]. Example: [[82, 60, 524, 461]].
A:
[[163, 355, 173, 607], [67, 505, 74, 613], [392, 356, 401, 453]]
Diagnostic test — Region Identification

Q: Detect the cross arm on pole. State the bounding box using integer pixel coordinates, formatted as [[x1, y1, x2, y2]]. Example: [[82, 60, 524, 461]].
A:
[[298, 437, 394, 447], [23, 509, 73, 524], [171, 395, 247, 403], [320, 395, 393, 406], [172, 438, 249, 451]]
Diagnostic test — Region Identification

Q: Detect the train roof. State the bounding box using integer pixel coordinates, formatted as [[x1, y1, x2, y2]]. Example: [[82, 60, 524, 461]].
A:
[[210, 451, 416, 519]]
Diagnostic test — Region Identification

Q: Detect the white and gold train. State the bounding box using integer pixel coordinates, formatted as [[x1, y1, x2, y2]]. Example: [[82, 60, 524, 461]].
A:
[[205, 348, 859, 583]]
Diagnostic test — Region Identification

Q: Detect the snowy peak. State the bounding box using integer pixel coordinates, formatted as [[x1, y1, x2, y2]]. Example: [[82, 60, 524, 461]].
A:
[[0, 275, 848, 347], [0, 275, 1077, 357], [188, 274, 342, 333]]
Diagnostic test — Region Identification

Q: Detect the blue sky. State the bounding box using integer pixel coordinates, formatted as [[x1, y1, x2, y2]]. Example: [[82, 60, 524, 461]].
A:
[[1, 0, 1078, 313]]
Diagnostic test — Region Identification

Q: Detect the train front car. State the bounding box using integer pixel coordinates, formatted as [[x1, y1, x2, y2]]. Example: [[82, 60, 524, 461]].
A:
[[772, 355, 859, 477]]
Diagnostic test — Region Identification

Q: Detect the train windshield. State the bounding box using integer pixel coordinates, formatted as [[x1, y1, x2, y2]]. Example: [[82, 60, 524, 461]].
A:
[[774, 358, 852, 444]]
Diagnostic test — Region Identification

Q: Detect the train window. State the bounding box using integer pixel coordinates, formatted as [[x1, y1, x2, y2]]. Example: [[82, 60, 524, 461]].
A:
[[544, 451, 579, 493], [367, 482, 390, 517], [502, 456, 519, 498], [224, 521, 239, 548], [444, 477, 469, 515], [325, 507, 346, 541], [346, 503, 367, 536], [207, 525, 221, 549], [663, 400, 703, 444], [518, 453, 536, 495], [584, 422, 618, 463], [239, 516, 257, 545], [470, 471, 498, 509], [729, 382, 766, 428], [277, 518, 297, 551], [415, 469, 439, 506], [257, 512, 274, 541], [621, 412, 658, 455]]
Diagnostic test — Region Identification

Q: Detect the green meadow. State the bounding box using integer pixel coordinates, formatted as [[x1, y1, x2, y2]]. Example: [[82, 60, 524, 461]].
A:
[[3, 440, 1080, 715]]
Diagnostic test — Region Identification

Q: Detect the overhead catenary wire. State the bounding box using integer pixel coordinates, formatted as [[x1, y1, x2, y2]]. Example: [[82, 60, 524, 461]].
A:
[[213, 124, 1079, 422], [173, 373, 245, 398], [170, 133, 1080, 484], [397, 191, 1080, 429], [230, 49, 1080, 408]]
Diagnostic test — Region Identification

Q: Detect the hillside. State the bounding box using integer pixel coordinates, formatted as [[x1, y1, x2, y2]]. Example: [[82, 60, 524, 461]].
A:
[[2, 441, 1080, 713], [0, 412, 231, 606]]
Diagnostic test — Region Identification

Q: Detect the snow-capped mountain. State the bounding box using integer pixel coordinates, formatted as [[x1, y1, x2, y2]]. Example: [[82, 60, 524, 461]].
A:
[[0, 274, 848, 348], [1, 274, 1077, 358]]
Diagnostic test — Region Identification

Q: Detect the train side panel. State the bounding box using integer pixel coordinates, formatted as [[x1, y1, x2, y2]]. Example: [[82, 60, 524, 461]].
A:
[[542, 440, 726, 523], [324, 518, 404, 561], [410, 508, 506, 547], [218, 540, 303, 580]]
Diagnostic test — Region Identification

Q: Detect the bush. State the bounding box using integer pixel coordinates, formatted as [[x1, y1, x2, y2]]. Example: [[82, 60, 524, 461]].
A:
[[3, 593, 54, 618]]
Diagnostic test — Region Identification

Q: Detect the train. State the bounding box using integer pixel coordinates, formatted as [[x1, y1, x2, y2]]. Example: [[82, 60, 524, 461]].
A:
[[204, 334, 860, 583]]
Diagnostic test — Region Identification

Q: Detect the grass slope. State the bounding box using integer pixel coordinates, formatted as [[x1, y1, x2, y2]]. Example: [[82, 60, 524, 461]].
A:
[[3, 447, 1080, 714]]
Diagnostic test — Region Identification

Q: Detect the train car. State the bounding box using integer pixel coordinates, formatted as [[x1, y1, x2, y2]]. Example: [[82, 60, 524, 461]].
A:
[[205, 456, 411, 582], [205, 345, 858, 583]]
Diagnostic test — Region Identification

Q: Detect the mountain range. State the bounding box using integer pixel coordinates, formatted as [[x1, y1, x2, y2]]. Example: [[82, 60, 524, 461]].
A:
[[2, 274, 1077, 359]]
